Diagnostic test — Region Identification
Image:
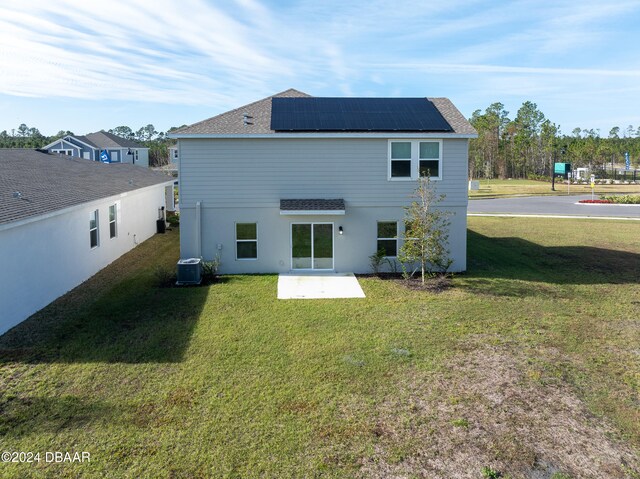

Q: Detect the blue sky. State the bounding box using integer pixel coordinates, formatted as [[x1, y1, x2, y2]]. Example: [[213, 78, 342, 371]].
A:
[[1, 0, 639, 137]]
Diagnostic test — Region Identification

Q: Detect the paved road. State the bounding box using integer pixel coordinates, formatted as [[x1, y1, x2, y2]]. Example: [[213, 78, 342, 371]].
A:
[[468, 195, 640, 218]]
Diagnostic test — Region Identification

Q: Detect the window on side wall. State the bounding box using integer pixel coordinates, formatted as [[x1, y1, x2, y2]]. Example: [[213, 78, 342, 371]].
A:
[[89, 209, 99, 248], [389, 141, 412, 179], [388, 140, 442, 181], [236, 223, 257, 260], [419, 141, 441, 179], [377, 221, 398, 257], [109, 204, 117, 239]]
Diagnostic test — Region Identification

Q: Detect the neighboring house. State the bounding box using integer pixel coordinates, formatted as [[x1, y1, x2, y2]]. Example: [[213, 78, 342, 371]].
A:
[[169, 89, 477, 274], [168, 145, 179, 166], [0, 149, 174, 334], [42, 130, 150, 167]]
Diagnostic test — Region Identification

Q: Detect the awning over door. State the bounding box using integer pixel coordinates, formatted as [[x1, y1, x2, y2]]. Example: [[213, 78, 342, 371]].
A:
[[280, 199, 345, 215]]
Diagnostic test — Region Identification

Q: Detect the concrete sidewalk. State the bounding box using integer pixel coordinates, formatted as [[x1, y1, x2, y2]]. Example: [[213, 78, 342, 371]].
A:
[[277, 273, 366, 299]]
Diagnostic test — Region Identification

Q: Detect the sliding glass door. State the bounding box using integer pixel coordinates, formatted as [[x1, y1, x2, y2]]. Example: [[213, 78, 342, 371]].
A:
[[291, 223, 334, 270]]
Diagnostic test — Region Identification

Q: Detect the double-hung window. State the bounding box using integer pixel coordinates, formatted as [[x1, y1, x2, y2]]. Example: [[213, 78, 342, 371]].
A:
[[390, 142, 412, 178], [236, 223, 257, 260], [89, 209, 99, 248], [388, 140, 442, 180], [109, 204, 117, 239], [377, 221, 398, 257]]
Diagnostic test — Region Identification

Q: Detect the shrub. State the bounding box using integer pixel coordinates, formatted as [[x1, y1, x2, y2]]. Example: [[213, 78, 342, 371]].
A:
[[369, 248, 397, 275], [599, 194, 640, 204], [201, 254, 221, 283], [153, 265, 176, 287], [167, 212, 180, 226]]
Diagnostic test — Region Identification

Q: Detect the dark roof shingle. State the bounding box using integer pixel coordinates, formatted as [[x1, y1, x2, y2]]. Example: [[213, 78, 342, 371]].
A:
[[172, 89, 476, 136], [84, 131, 146, 149], [280, 199, 345, 211], [0, 149, 172, 226]]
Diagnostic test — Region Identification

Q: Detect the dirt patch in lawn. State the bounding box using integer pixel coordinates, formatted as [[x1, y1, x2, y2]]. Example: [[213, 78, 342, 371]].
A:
[[358, 273, 453, 293], [356, 345, 640, 479]]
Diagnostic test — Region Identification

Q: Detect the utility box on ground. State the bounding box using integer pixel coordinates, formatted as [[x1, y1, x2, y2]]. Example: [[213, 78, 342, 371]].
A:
[[177, 258, 202, 285]]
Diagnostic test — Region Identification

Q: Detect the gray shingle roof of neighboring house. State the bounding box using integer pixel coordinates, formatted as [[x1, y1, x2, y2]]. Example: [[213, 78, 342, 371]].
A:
[[83, 131, 146, 149], [172, 88, 476, 136], [71, 135, 99, 149], [280, 199, 346, 211], [0, 149, 172, 226]]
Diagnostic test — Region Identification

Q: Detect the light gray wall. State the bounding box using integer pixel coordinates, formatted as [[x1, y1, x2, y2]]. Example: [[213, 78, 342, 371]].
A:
[[0, 183, 171, 335], [179, 137, 469, 273], [181, 205, 466, 274], [179, 138, 468, 208]]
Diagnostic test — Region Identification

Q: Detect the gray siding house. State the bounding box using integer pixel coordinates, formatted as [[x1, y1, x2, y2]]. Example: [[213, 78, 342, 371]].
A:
[[42, 131, 149, 167], [170, 89, 476, 274]]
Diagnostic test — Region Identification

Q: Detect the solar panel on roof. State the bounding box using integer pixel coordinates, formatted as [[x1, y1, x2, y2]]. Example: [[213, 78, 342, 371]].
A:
[[270, 97, 453, 132]]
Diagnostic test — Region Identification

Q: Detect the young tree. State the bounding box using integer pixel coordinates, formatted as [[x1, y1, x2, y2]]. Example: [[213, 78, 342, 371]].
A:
[[398, 176, 452, 284]]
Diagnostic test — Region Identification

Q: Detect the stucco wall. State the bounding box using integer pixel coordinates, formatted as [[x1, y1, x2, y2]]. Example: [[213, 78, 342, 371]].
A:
[[180, 205, 467, 274], [0, 183, 170, 334]]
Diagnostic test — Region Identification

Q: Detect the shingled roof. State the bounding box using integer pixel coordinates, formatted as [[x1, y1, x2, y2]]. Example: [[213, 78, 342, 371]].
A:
[[84, 131, 146, 149], [0, 149, 172, 227], [172, 89, 476, 136]]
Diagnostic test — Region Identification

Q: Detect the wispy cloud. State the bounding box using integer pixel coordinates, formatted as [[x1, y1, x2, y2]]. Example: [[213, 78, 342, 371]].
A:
[[0, 0, 638, 133]]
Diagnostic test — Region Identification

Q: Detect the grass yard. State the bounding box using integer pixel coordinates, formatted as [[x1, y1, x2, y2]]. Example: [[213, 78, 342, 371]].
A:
[[469, 178, 640, 198], [0, 220, 639, 478]]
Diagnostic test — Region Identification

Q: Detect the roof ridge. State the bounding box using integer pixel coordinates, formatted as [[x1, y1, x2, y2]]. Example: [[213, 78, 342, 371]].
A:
[[173, 88, 311, 134]]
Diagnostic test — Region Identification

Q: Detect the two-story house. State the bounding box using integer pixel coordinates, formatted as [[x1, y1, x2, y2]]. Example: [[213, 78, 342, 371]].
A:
[[169, 89, 476, 274], [42, 130, 149, 167]]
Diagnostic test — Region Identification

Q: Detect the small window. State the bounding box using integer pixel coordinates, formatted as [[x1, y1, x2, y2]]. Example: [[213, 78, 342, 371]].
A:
[[89, 209, 99, 248], [419, 141, 440, 178], [377, 221, 397, 257], [52, 149, 74, 156], [109, 204, 117, 239], [390, 142, 412, 178], [236, 223, 257, 260]]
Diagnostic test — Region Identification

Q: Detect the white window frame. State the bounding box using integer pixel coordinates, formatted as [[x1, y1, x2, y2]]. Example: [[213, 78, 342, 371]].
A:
[[388, 139, 443, 181], [89, 209, 99, 249], [108, 204, 117, 239], [376, 221, 398, 258], [290, 222, 335, 271], [52, 149, 74, 156], [235, 222, 258, 260]]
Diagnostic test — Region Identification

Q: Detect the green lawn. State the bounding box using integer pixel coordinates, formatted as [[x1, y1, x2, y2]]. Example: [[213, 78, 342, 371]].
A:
[[1, 220, 639, 478], [469, 178, 640, 198]]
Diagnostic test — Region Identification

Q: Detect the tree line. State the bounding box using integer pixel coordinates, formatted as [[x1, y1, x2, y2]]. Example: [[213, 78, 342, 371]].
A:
[[469, 102, 640, 179], [0, 123, 185, 167], [3, 109, 640, 176]]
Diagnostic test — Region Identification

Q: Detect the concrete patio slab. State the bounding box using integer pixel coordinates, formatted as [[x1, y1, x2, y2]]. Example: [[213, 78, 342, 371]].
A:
[[277, 273, 366, 299]]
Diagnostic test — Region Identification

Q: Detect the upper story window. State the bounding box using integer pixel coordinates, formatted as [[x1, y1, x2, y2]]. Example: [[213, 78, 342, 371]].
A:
[[388, 140, 442, 181]]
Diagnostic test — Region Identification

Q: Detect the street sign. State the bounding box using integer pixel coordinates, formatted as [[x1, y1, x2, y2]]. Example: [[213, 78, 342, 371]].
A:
[[554, 162, 571, 177], [100, 150, 111, 163], [625, 152, 630, 171]]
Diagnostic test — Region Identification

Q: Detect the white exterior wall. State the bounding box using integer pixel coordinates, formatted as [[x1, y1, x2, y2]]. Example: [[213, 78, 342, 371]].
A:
[[0, 183, 171, 334], [178, 137, 469, 274]]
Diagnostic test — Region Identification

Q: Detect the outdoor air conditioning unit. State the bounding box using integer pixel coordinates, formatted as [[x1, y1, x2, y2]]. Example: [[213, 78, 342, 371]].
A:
[[177, 258, 202, 285]]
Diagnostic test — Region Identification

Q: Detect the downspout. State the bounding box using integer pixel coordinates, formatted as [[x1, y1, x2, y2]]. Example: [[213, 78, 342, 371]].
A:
[[195, 201, 202, 258]]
